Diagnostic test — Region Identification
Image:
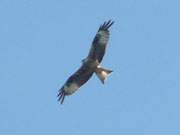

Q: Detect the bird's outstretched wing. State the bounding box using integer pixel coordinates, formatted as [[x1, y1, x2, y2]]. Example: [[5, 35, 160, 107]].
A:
[[57, 64, 94, 104], [57, 20, 114, 104], [87, 20, 114, 63]]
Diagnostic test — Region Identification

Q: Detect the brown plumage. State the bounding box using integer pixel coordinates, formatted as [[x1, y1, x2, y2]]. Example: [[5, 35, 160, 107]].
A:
[[58, 20, 114, 104]]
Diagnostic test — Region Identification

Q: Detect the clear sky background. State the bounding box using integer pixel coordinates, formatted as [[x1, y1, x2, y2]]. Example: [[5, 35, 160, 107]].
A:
[[0, 0, 179, 135]]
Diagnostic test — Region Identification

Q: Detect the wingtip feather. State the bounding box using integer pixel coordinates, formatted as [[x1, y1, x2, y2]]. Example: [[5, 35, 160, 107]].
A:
[[57, 89, 66, 104], [98, 20, 114, 31]]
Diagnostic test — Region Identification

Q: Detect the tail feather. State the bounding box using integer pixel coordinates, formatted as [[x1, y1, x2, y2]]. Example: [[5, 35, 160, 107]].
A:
[[95, 66, 113, 84]]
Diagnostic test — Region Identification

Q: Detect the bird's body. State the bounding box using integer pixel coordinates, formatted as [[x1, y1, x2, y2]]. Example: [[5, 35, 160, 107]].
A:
[[58, 20, 114, 104]]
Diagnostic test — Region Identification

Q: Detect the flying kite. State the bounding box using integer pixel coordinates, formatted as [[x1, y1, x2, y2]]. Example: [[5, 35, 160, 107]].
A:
[[58, 20, 114, 104]]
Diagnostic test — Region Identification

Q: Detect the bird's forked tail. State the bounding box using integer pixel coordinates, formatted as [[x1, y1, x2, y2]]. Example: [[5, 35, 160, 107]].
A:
[[95, 66, 113, 84]]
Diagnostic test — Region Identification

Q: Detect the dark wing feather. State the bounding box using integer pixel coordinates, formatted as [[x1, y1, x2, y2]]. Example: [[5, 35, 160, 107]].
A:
[[66, 64, 94, 87], [57, 64, 94, 104], [87, 20, 114, 63]]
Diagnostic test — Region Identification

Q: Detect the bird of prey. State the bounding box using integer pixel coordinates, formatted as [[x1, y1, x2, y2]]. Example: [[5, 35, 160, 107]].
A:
[[58, 20, 114, 104]]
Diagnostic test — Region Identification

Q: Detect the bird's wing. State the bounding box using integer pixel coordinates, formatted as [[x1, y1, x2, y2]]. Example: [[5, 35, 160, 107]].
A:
[[66, 64, 94, 87], [57, 64, 94, 104], [87, 20, 114, 63]]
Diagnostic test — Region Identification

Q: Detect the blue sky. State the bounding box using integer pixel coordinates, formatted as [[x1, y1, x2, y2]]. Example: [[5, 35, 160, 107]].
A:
[[0, 0, 179, 135]]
